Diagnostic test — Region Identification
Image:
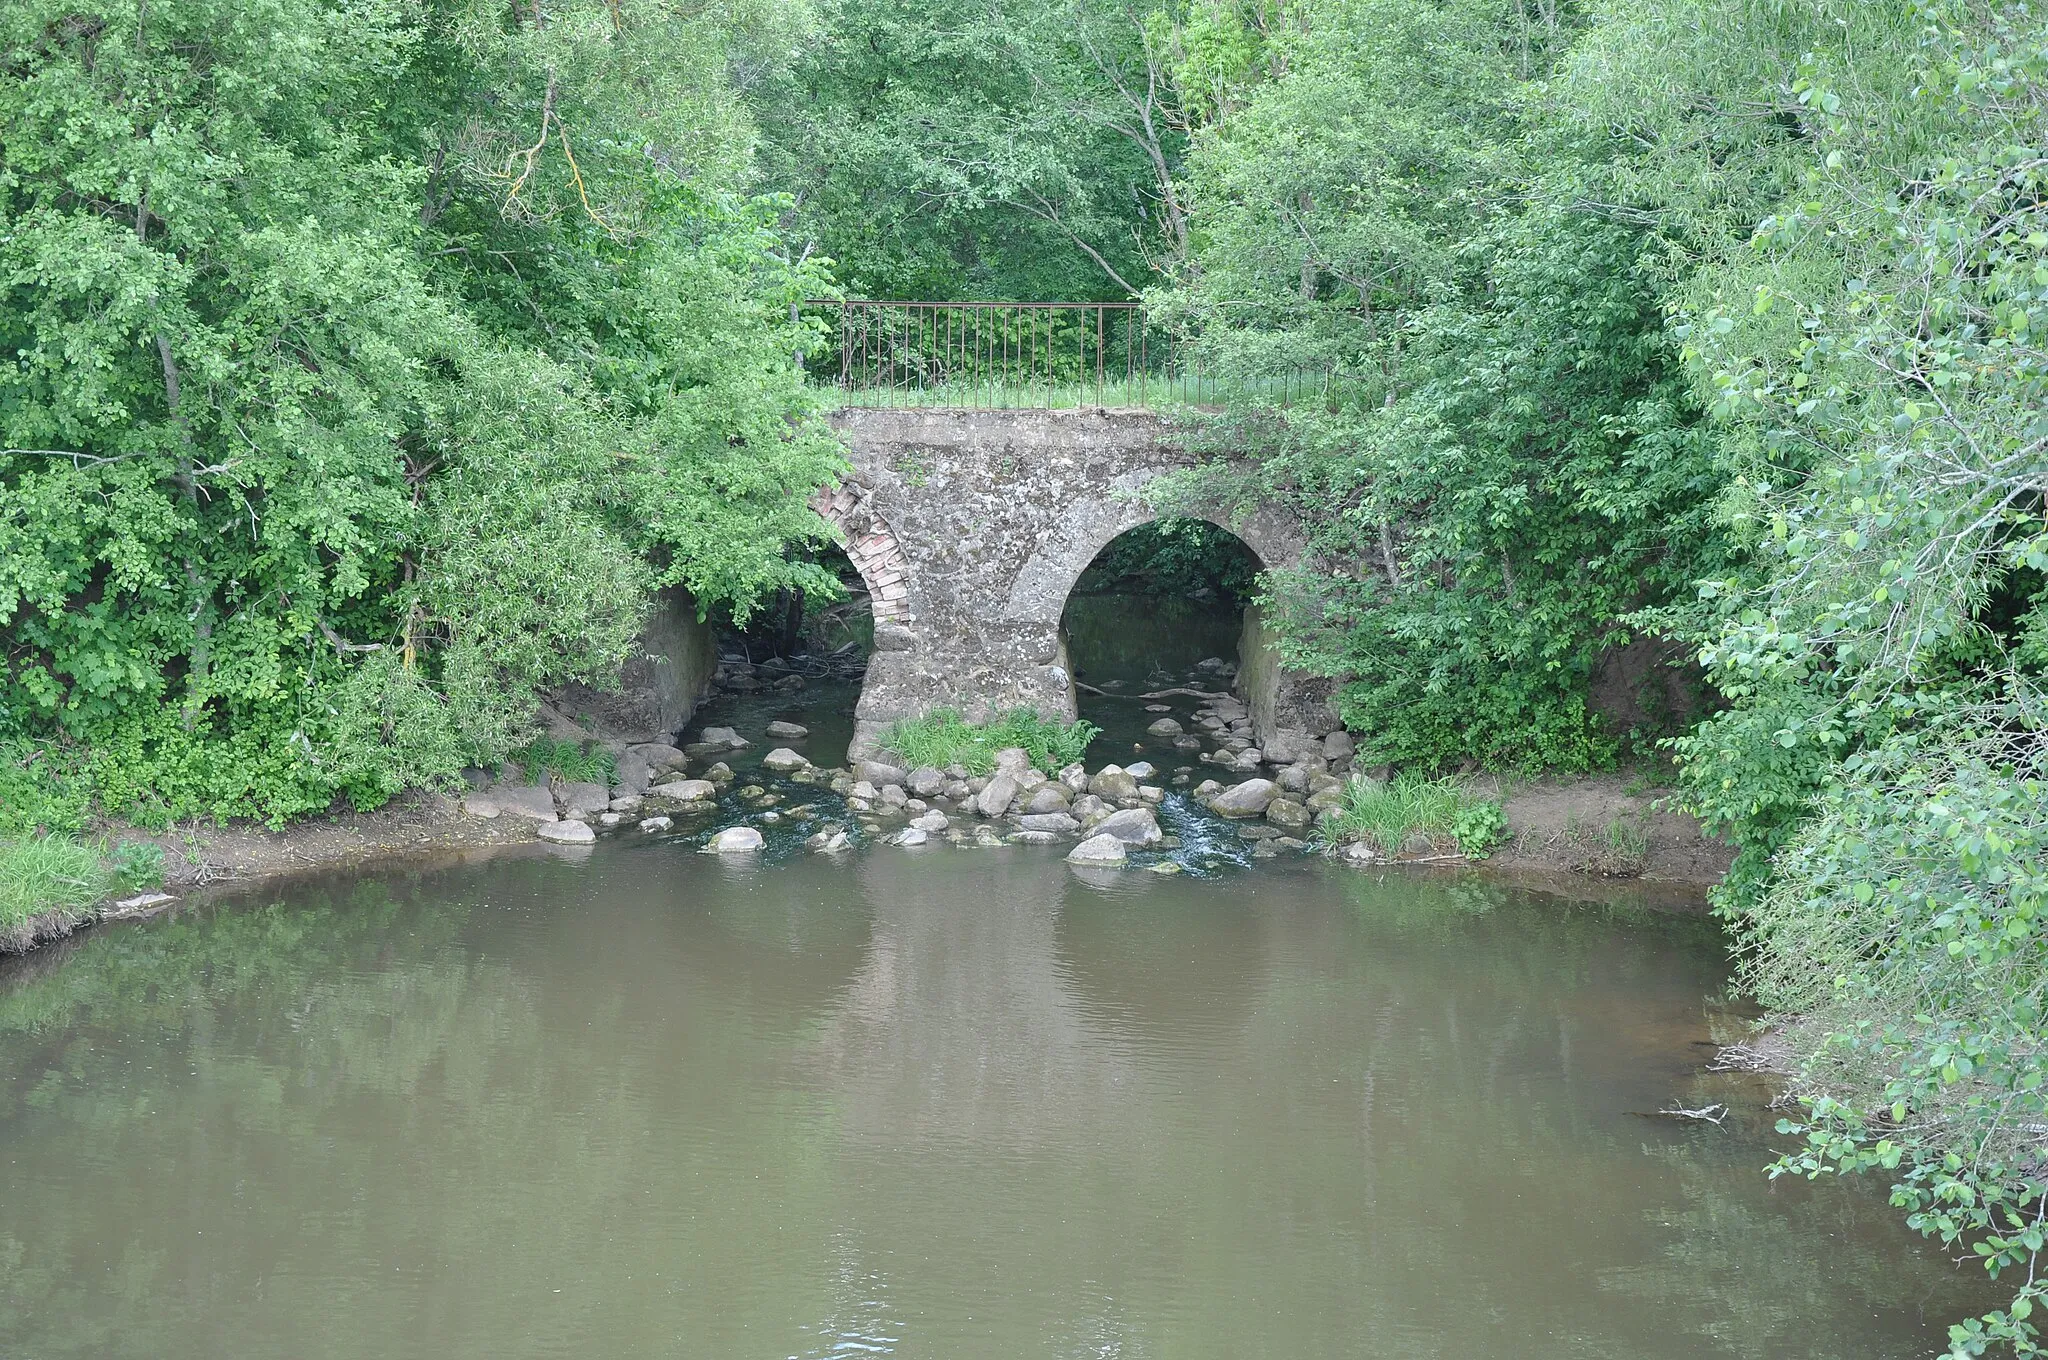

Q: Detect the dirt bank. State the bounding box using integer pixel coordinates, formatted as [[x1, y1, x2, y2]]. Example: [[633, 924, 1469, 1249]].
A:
[[1486, 771, 1734, 888]]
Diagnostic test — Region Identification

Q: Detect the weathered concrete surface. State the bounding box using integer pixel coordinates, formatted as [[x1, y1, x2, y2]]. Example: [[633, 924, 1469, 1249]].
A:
[[821, 408, 1337, 756]]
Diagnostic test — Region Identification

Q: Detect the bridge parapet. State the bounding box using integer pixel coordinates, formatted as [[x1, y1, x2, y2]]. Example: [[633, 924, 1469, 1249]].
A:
[[822, 407, 1339, 760]]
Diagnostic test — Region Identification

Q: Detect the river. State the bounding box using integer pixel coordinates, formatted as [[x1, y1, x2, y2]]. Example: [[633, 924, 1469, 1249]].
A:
[[0, 599, 1998, 1356]]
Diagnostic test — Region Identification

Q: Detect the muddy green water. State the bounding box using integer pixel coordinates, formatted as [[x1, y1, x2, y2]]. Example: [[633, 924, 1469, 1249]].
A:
[[0, 842, 1992, 1358]]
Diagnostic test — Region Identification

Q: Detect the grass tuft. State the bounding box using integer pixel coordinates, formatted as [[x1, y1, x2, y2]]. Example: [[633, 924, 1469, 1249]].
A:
[[881, 707, 1099, 776], [501, 737, 616, 786], [0, 835, 115, 943], [1320, 774, 1506, 858]]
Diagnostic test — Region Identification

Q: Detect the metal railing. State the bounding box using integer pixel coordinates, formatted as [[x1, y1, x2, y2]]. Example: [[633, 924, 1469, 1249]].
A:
[[802, 300, 1326, 410]]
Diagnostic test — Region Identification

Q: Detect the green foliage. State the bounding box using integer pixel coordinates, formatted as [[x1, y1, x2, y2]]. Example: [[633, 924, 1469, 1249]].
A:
[[881, 708, 1100, 775], [107, 840, 166, 894], [0, 0, 844, 825], [753, 0, 1183, 298], [1320, 773, 1504, 858], [1073, 517, 1261, 598], [1577, 0, 2048, 1348], [0, 835, 111, 937], [500, 738, 619, 787], [1156, 0, 1729, 773]]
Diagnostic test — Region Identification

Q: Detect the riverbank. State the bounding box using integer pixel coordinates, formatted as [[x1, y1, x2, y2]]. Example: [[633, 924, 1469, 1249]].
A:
[[0, 761, 1732, 960]]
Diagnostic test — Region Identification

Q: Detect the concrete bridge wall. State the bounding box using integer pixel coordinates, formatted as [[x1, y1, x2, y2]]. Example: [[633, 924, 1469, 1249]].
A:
[[817, 408, 1338, 759]]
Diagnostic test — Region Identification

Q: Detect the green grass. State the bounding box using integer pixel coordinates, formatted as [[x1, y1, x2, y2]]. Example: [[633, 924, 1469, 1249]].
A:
[[1320, 774, 1507, 858], [0, 835, 114, 941], [880, 707, 1100, 776], [500, 737, 617, 785]]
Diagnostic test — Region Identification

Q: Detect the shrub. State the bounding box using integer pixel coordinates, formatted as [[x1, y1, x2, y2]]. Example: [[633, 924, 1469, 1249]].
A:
[[881, 708, 1100, 775]]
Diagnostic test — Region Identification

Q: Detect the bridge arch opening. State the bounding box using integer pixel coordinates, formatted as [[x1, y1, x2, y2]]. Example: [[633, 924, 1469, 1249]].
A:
[[1058, 517, 1273, 766]]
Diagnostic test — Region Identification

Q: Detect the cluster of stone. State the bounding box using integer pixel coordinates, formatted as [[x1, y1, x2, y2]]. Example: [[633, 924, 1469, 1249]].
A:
[[460, 730, 748, 844]]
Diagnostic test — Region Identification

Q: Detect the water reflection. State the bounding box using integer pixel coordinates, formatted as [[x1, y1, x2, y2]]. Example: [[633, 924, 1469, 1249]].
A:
[[0, 846, 1993, 1358]]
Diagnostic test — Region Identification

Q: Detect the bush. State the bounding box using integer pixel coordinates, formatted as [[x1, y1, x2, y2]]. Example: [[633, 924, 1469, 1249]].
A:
[[881, 708, 1100, 775], [1320, 774, 1505, 858]]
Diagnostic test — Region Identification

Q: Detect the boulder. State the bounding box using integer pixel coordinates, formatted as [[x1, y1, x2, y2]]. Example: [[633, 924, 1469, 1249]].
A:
[[1070, 793, 1109, 823], [1088, 767, 1139, 801], [1093, 806, 1164, 846], [856, 759, 909, 787], [650, 779, 717, 803], [705, 762, 735, 785], [976, 773, 1020, 818], [1306, 785, 1348, 813], [561, 781, 610, 817], [1138, 786, 1165, 804], [625, 742, 689, 775], [1277, 765, 1311, 795], [762, 747, 810, 773], [537, 819, 596, 844], [614, 754, 652, 796], [943, 780, 973, 801], [1007, 830, 1061, 845], [992, 747, 1035, 778], [1016, 812, 1082, 835], [461, 794, 501, 819], [766, 720, 809, 739], [910, 810, 950, 832], [1144, 703, 1173, 713], [1014, 767, 1047, 791], [807, 828, 851, 853], [1323, 730, 1356, 761], [1065, 833, 1128, 865], [908, 766, 946, 798], [1194, 779, 1223, 800], [638, 815, 673, 832], [879, 784, 909, 809], [1058, 762, 1089, 793], [893, 827, 929, 847], [1124, 760, 1156, 780], [1021, 783, 1071, 815], [490, 785, 559, 822], [598, 812, 624, 828], [706, 826, 764, 853], [1145, 717, 1183, 737], [1265, 797, 1313, 830], [850, 780, 879, 800], [1259, 730, 1314, 765], [699, 726, 749, 749], [1196, 656, 1227, 671], [608, 794, 643, 813], [1209, 778, 1279, 818]]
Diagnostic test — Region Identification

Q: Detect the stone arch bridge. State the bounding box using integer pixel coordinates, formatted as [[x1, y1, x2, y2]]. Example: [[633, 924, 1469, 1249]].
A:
[[813, 408, 1339, 760]]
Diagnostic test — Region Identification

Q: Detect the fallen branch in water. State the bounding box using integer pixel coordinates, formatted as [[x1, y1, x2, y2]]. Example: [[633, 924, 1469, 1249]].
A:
[[1138, 687, 1232, 700], [1654, 1102, 1727, 1124]]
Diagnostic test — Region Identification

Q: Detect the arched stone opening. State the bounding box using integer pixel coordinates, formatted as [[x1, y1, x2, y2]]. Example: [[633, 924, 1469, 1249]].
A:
[[812, 480, 911, 623], [1011, 502, 1338, 762]]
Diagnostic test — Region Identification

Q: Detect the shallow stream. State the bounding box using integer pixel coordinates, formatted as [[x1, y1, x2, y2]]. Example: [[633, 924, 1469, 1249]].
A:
[[0, 600, 2000, 1356]]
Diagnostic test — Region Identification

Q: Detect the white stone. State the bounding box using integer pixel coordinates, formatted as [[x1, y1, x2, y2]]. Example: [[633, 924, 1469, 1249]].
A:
[[762, 747, 810, 773], [706, 826, 764, 853], [537, 820, 596, 844], [1065, 833, 1128, 865], [638, 816, 673, 832], [650, 779, 717, 802]]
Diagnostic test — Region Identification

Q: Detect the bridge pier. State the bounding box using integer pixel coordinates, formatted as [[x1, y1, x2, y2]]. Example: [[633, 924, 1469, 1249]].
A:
[[817, 409, 1341, 762]]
